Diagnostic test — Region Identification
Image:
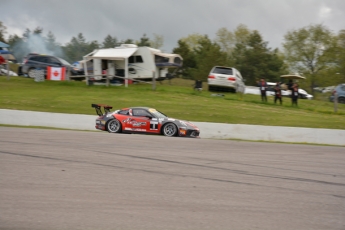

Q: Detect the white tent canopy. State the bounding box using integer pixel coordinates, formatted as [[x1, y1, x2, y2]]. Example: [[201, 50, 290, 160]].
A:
[[85, 47, 138, 60], [280, 74, 306, 80]]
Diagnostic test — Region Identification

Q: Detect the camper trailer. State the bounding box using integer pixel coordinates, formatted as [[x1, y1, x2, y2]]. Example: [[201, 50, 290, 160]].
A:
[[83, 44, 182, 83]]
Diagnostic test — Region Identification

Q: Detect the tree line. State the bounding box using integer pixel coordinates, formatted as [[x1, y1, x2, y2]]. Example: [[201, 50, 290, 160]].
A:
[[0, 21, 344, 92]]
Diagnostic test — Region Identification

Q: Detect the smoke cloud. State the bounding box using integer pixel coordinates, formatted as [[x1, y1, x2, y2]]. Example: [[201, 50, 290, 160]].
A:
[[11, 34, 65, 63]]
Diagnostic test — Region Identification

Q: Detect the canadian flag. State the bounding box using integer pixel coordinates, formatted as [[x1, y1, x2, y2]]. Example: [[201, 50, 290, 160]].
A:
[[47, 66, 66, 81]]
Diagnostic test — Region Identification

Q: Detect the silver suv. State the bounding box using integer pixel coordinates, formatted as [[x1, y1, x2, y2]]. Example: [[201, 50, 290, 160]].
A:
[[207, 66, 245, 93], [329, 84, 345, 104]]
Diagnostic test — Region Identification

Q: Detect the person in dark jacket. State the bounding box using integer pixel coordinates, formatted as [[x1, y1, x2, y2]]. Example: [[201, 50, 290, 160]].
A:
[[258, 78, 268, 102], [274, 82, 282, 105], [291, 83, 299, 106]]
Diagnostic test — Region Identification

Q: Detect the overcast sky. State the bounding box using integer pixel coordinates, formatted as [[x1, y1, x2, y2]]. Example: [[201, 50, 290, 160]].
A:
[[1, 0, 345, 52]]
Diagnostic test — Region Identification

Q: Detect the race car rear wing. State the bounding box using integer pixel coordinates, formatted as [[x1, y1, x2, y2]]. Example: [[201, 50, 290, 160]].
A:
[[91, 104, 113, 116]]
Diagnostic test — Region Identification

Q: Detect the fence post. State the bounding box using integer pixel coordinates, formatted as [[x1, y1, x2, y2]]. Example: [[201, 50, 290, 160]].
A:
[[66, 67, 71, 81], [106, 75, 110, 87], [6, 59, 9, 80], [152, 71, 156, 91], [334, 92, 338, 113]]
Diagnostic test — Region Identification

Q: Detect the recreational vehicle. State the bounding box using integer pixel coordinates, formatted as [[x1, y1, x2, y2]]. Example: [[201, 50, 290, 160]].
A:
[[83, 44, 182, 84]]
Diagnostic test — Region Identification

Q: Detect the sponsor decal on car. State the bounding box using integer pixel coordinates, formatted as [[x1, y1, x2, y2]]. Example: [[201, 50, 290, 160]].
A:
[[133, 128, 146, 132], [123, 118, 146, 126], [132, 122, 146, 127], [150, 121, 158, 130], [179, 129, 186, 135], [123, 118, 132, 123]]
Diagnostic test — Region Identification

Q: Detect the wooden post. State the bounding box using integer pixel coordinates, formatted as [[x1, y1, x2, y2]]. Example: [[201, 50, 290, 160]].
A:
[[106, 75, 110, 87], [6, 58, 10, 80], [67, 67, 71, 81], [152, 71, 156, 91], [125, 58, 128, 88], [334, 92, 338, 113]]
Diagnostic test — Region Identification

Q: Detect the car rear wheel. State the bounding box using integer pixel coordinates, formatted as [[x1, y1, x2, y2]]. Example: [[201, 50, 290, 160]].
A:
[[28, 68, 36, 78], [106, 119, 122, 133], [162, 123, 177, 137]]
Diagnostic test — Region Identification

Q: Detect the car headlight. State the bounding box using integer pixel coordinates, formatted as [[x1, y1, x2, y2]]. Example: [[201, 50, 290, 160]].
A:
[[180, 121, 187, 126]]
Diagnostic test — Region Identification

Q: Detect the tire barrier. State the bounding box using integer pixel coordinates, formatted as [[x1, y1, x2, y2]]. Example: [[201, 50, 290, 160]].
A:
[[33, 69, 45, 82]]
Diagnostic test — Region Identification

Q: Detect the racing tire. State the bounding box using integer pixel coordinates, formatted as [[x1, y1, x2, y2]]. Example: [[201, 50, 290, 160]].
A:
[[162, 123, 177, 137], [106, 119, 122, 133]]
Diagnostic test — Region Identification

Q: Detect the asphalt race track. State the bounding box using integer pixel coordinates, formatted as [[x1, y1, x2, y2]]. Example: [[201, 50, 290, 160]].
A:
[[0, 127, 344, 230]]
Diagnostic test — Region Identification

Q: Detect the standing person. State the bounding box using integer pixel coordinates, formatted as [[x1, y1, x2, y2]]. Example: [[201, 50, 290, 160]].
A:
[[274, 82, 282, 105], [0, 55, 5, 68], [291, 83, 299, 107], [258, 78, 268, 102]]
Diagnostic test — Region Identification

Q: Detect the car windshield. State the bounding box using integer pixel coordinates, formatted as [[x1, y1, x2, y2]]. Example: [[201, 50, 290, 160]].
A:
[[213, 67, 232, 75], [57, 57, 71, 66], [148, 109, 167, 118]]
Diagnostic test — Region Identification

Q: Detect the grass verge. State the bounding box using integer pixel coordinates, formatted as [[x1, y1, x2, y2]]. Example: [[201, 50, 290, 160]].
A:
[[1, 76, 345, 129]]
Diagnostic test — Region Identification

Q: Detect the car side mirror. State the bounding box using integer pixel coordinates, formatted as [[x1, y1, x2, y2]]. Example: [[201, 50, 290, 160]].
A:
[[145, 115, 153, 119]]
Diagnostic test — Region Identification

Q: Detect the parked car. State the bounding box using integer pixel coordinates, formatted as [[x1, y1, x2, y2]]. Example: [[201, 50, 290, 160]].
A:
[[208, 66, 245, 93], [329, 84, 345, 104], [21, 54, 79, 78], [17, 53, 39, 76], [245, 82, 313, 99], [92, 104, 200, 138]]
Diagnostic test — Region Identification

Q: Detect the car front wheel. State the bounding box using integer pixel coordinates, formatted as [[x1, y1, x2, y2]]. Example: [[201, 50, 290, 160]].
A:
[[162, 123, 177, 137], [106, 119, 122, 133]]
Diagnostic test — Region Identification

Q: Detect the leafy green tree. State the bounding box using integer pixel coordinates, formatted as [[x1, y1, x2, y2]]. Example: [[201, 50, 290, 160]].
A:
[[0, 21, 7, 43], [63, 33, 90, 62], [33, 27, 43, 35], [215, 25, 251, 55], [22, 28, 31, 41], [233, 24, 251, 44], [192, 36, 227, 81], [234, 30, 285, 85], [7, 34, 27, 62], [172, 40, 196, 79], [334, 30, 345, 83], [46, 31, 58, 53], [102, 35, 118, 48], [137, 34, 150, 47], [121, 38, 134, 44], [89, 40, 100, 51], [180, 33, 205, 51], [150, 34, 164, 49], [283, 24, 337, 94], [215, 27, 234, 57]]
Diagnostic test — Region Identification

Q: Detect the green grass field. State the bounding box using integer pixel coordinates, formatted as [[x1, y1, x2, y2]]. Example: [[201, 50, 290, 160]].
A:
[[1, 76, 345, 129]]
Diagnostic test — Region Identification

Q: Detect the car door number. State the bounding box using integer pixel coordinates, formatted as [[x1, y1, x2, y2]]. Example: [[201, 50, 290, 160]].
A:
[[150, 121, 158, 130]]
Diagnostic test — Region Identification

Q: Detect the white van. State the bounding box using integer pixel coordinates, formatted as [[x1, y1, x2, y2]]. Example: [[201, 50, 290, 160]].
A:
[[207, 66, 245, 93]]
